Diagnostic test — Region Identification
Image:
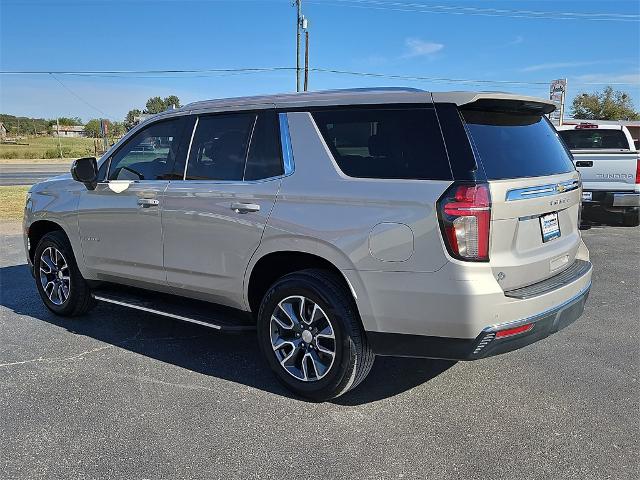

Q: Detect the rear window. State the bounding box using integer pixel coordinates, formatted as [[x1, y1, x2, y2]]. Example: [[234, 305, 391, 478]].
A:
[[558, 129, 630, 150], [461, 110, 575, 180], [311, 107, 452, 180]]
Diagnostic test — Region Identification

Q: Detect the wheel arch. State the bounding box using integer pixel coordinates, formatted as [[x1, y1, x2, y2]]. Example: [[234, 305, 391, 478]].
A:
[[245, 250, 361, 320], [27, 220, 67, 263]]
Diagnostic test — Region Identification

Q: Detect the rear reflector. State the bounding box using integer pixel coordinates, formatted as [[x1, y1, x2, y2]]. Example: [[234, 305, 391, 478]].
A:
[[438, 183, 491, 261], [495, 323, 534, 339]]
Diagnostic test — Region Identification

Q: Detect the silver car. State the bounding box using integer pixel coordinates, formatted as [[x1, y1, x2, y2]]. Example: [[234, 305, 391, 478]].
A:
[[24, 88, 592, 400]]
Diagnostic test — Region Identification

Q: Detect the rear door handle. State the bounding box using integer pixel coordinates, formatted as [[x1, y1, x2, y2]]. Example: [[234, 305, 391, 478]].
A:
[[138, 198, 159, 207], [230, 202, 260, 214], [575, 161, 593, 167]]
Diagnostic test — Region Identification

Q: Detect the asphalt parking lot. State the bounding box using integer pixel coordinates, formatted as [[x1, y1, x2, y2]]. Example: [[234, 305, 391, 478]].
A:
[[1, 224, 638, 479]]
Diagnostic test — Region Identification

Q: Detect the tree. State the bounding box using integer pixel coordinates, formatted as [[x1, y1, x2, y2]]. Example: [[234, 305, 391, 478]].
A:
[[571, 87, 639, 121], [57, 116, 83, 126], [84, 119, 104, 138], [164, 95, 181, 109], [143, 95, 181, 114], [110, 121, 126, 138], [125, 108, 142, 129], [145, 96, 166, 114]]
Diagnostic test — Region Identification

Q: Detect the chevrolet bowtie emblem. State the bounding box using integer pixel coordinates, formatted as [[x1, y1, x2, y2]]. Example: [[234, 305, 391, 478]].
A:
[[556, 184, 567, 193]]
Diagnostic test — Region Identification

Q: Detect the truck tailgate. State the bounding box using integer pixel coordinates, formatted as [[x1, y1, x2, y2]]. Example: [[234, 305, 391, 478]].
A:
[[571, 150, 638, 191]]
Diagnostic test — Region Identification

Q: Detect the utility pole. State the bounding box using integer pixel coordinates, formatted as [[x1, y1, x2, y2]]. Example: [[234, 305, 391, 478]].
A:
[[304, 29, 309, 92], [56, 119, 63, 159], [295, 0, 302, 92]]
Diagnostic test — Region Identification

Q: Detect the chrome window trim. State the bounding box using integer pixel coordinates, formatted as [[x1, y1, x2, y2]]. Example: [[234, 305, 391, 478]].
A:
[[242, 115, 259, 181], [506, 179, 580, 201], [183, 116, 199, 180], [278, 113, 295, 176]]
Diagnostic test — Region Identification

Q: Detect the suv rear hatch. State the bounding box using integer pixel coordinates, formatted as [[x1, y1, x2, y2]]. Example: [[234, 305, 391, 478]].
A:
[[460, 100, 581, 291]]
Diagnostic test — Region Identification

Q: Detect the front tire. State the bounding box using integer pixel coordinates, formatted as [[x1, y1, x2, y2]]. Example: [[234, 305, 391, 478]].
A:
[[257, 269, 374, 401], [33, 231, 95, 316]]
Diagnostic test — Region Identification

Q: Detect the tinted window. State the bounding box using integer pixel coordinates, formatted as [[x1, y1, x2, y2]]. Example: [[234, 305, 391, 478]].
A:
[[461, 110, 575, 180], [108, 118, 185, 181], [244, 112, 284, 180], [312, 107, 452, 180], [186, 114, 255, 181], [558, 129, 630, 150]]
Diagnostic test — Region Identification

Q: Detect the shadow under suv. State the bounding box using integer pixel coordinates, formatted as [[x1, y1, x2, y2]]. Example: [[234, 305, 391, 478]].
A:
[[24, 88, 592, 400]]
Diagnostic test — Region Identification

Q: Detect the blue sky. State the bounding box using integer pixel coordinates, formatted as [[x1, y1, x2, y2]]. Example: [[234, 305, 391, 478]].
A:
[[1, 0, 638, 121]]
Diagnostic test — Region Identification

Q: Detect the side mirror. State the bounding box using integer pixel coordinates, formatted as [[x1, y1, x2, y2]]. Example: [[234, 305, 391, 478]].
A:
[[71, 157, 98, 190]]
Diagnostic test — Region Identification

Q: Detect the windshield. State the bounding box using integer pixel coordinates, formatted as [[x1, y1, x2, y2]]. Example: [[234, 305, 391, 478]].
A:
[[461, 110, 575, 180], [558, 129, 630, 150]]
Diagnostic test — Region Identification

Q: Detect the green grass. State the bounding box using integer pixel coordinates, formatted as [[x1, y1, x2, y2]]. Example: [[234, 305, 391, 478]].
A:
[[0, 136, 96, 159], [0, 186, 29, 221]]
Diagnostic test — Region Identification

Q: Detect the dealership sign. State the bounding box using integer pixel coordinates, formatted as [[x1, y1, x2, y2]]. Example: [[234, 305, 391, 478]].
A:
[[549, 79, 567, 126]]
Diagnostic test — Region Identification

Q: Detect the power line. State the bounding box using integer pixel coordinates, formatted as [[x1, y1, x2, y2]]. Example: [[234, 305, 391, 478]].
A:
[[6, 0, 636, 21], [3, 67, 634, 86], [308, 0, 640, 22], [311, 68, 640, 86], [49, 73, 111, 117], [1, 67, 295, 76]]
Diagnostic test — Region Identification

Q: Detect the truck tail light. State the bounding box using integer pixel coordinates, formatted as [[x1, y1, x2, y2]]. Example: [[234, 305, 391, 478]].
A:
[[438, 183, 491, 261], [635, 158, 640, 184]]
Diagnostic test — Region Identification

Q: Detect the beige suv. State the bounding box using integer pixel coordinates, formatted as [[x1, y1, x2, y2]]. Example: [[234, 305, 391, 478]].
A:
[[24, 88, 592, 400]]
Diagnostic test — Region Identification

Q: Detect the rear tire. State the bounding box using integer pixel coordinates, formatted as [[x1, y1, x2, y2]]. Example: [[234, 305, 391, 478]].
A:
[[257, 269, 374, 401], [622, 209, 640, 227], [33, 231, 95, 316]]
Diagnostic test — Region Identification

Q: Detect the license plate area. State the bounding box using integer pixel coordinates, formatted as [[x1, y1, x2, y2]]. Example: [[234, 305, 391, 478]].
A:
[[540, 212, 561, 243], [582, 191, 592, 201]]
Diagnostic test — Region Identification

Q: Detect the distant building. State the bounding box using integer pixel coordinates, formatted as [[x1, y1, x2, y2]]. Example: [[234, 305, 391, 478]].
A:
[[0, 122, 7, 140], [52, 125, 86, 138], [563, 118, 640, 150], [133, 113, 154, 126]]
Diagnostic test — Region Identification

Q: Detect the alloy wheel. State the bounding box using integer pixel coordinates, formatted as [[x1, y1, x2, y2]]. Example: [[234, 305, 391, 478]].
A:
[[270, 295, 336, 382], [39, 246, 71, 306]]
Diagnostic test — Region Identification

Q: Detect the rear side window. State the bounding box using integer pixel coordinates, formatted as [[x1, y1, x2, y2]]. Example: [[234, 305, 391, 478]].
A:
[[312, 107, 452, 180], [558, 129, 630, 150], [186, 113, 255, 181], [244, 112, 284, 180], [461, 110, 575, 180]]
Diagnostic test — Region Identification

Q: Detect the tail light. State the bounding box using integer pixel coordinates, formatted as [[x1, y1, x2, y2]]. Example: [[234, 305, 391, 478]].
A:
[[495, 323, 534, 339], [438, 183, 491, 261], [635, 158, 640, 184]]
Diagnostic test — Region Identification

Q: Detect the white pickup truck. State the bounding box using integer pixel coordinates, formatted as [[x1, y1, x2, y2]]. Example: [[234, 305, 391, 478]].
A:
[[557, 123, 639, 226]]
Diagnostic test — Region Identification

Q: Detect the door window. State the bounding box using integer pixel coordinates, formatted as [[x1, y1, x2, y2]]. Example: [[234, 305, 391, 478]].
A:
[[108, 118, 186, 181], [186, 114, 256, 181], [244, 112, 284, 180]]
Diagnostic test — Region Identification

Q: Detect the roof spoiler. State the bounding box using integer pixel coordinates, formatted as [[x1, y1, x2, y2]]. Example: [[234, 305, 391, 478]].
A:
[[431, 92, 555, 115]]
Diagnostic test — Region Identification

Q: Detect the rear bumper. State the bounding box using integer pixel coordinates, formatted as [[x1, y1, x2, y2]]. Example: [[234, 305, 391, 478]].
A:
[[583, 191, 640, 208], [367, 280, 591, 360]]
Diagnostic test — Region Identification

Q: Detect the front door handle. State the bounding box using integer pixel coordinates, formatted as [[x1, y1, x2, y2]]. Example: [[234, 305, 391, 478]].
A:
[[138, 198, 159, 208], [230, 202, 260, 214]]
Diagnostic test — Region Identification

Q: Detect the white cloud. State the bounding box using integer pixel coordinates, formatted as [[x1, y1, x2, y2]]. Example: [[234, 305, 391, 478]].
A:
[[573, 71, 640, 85], [520, 61, 602, 72], [403, 38, 444, 58]]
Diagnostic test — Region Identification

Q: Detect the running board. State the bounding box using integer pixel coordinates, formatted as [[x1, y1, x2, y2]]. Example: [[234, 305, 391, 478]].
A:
[[92, 286, 255, 332]]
